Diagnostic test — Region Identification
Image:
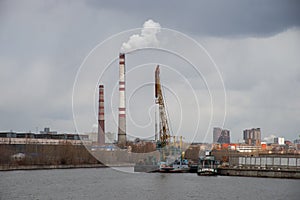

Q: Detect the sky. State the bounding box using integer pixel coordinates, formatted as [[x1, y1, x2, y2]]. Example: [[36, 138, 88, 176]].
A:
[[0, 0, 300, 143]]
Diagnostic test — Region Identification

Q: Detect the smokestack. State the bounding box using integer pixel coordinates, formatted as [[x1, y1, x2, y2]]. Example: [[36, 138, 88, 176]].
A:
[[118, 53, 126, 145], [98, 85, 105, 145]]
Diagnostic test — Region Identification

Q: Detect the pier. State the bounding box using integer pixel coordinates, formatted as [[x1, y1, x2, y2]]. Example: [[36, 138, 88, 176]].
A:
[[218, 155, 300, 179]]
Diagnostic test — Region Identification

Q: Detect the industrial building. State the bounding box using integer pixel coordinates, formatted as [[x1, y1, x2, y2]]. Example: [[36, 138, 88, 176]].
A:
[[39, 127, 57, 135], [213, 127, 230, 144], [0, 128, 90, 145]]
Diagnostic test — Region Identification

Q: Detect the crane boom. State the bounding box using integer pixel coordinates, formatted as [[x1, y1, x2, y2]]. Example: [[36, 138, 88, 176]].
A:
[[155, 65, 170, 148]]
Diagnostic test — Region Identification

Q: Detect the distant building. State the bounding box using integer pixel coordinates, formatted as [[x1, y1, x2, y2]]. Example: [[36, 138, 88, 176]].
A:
[[243, 128, 261, 146], [86, 132, 98, 143], [236, 145, 261, 153], [213, 127, 230, 144], [0, 131, 16, 138], [294, 139, 300, 151], [40, 127, 57, 135], [0, 130, 88, 141], [274, 137, 285, 145], [293, 139, 300, 144], [86, 132, 116, 144], [213, 128, 222, 143]]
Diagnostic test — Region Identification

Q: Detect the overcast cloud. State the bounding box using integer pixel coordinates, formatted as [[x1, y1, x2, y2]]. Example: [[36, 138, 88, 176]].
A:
[[0, 0, 299, 142]]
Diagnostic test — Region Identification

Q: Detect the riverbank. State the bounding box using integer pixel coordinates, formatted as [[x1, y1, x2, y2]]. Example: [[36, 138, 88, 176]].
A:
[[0, 164, 107, 171], [0, 163, 137, 171], [218, 167, 300, 179]]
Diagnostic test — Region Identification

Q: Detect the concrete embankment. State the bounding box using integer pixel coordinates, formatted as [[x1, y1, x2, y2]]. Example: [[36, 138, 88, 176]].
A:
[[218, 168, 300, 179], [0, 164, 107, 171]]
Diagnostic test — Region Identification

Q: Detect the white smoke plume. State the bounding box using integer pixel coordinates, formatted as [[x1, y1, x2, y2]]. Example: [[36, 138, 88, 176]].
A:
[[121, 19, 161, 53]]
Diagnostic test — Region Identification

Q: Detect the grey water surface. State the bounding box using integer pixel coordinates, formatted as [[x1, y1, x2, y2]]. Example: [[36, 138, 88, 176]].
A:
[[0, 167, 299, 200]]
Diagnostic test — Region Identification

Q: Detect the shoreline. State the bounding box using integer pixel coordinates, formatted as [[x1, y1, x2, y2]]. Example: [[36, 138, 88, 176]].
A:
[[2, 164, 299, 179], [0, 163, 134, 171]]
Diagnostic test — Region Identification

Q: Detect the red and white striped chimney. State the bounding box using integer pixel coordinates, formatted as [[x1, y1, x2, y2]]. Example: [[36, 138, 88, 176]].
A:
[[118, 53, 126, 145], [98, 85, 105, 145]]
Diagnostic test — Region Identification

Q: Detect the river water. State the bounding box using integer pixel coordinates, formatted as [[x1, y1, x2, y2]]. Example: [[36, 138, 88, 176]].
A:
[[0, 167, 299, 200]]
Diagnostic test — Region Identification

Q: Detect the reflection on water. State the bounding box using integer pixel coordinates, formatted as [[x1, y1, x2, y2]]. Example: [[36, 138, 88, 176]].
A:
[[110, 166, 134, 173]]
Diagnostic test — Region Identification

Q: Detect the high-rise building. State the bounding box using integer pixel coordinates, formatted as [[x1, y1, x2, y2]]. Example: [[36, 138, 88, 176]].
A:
[[213, 127, 222, 143], [274, 137, 285, 145], [213, 127, 230, 144], [243, 128, 261, 146]]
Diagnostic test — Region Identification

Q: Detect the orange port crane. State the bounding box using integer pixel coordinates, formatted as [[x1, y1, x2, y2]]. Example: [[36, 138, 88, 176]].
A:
[[155, 65, 171, 148]]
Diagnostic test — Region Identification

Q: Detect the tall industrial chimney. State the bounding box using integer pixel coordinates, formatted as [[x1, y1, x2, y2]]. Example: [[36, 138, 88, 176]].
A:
[[98, 85, 105, 145], [118, 53, 126, 145]]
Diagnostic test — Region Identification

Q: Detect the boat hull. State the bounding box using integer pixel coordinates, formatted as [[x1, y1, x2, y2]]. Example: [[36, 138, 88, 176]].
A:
[[197, 168, 218, 176], [197, 155, 218, 176]]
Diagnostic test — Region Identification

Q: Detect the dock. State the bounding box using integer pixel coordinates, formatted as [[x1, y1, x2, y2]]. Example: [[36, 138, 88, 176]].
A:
[[218, 154, 300, 179], [218, 167, 300, 179]]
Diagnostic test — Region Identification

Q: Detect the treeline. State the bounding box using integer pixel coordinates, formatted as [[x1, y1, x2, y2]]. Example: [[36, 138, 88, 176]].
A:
[[0, 144, 100, 166]]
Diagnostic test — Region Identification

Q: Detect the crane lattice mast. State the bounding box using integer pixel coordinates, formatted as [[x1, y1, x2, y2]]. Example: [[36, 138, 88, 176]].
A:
[[155, 65, 170, 148]]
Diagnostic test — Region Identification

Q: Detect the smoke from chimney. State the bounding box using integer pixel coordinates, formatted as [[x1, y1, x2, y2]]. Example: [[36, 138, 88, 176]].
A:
[[121, 19, 161, 53], [117, 20, 161, 146]]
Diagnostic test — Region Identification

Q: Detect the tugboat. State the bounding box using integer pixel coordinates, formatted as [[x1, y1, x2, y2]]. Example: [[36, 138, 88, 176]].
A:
[[197, 154, 218, 176]]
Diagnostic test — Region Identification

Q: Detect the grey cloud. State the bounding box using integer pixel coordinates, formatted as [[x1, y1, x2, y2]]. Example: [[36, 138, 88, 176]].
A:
[[203, 29, 300, 141], [0, 0, 299, 142], [88, 0, 300, 37]]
